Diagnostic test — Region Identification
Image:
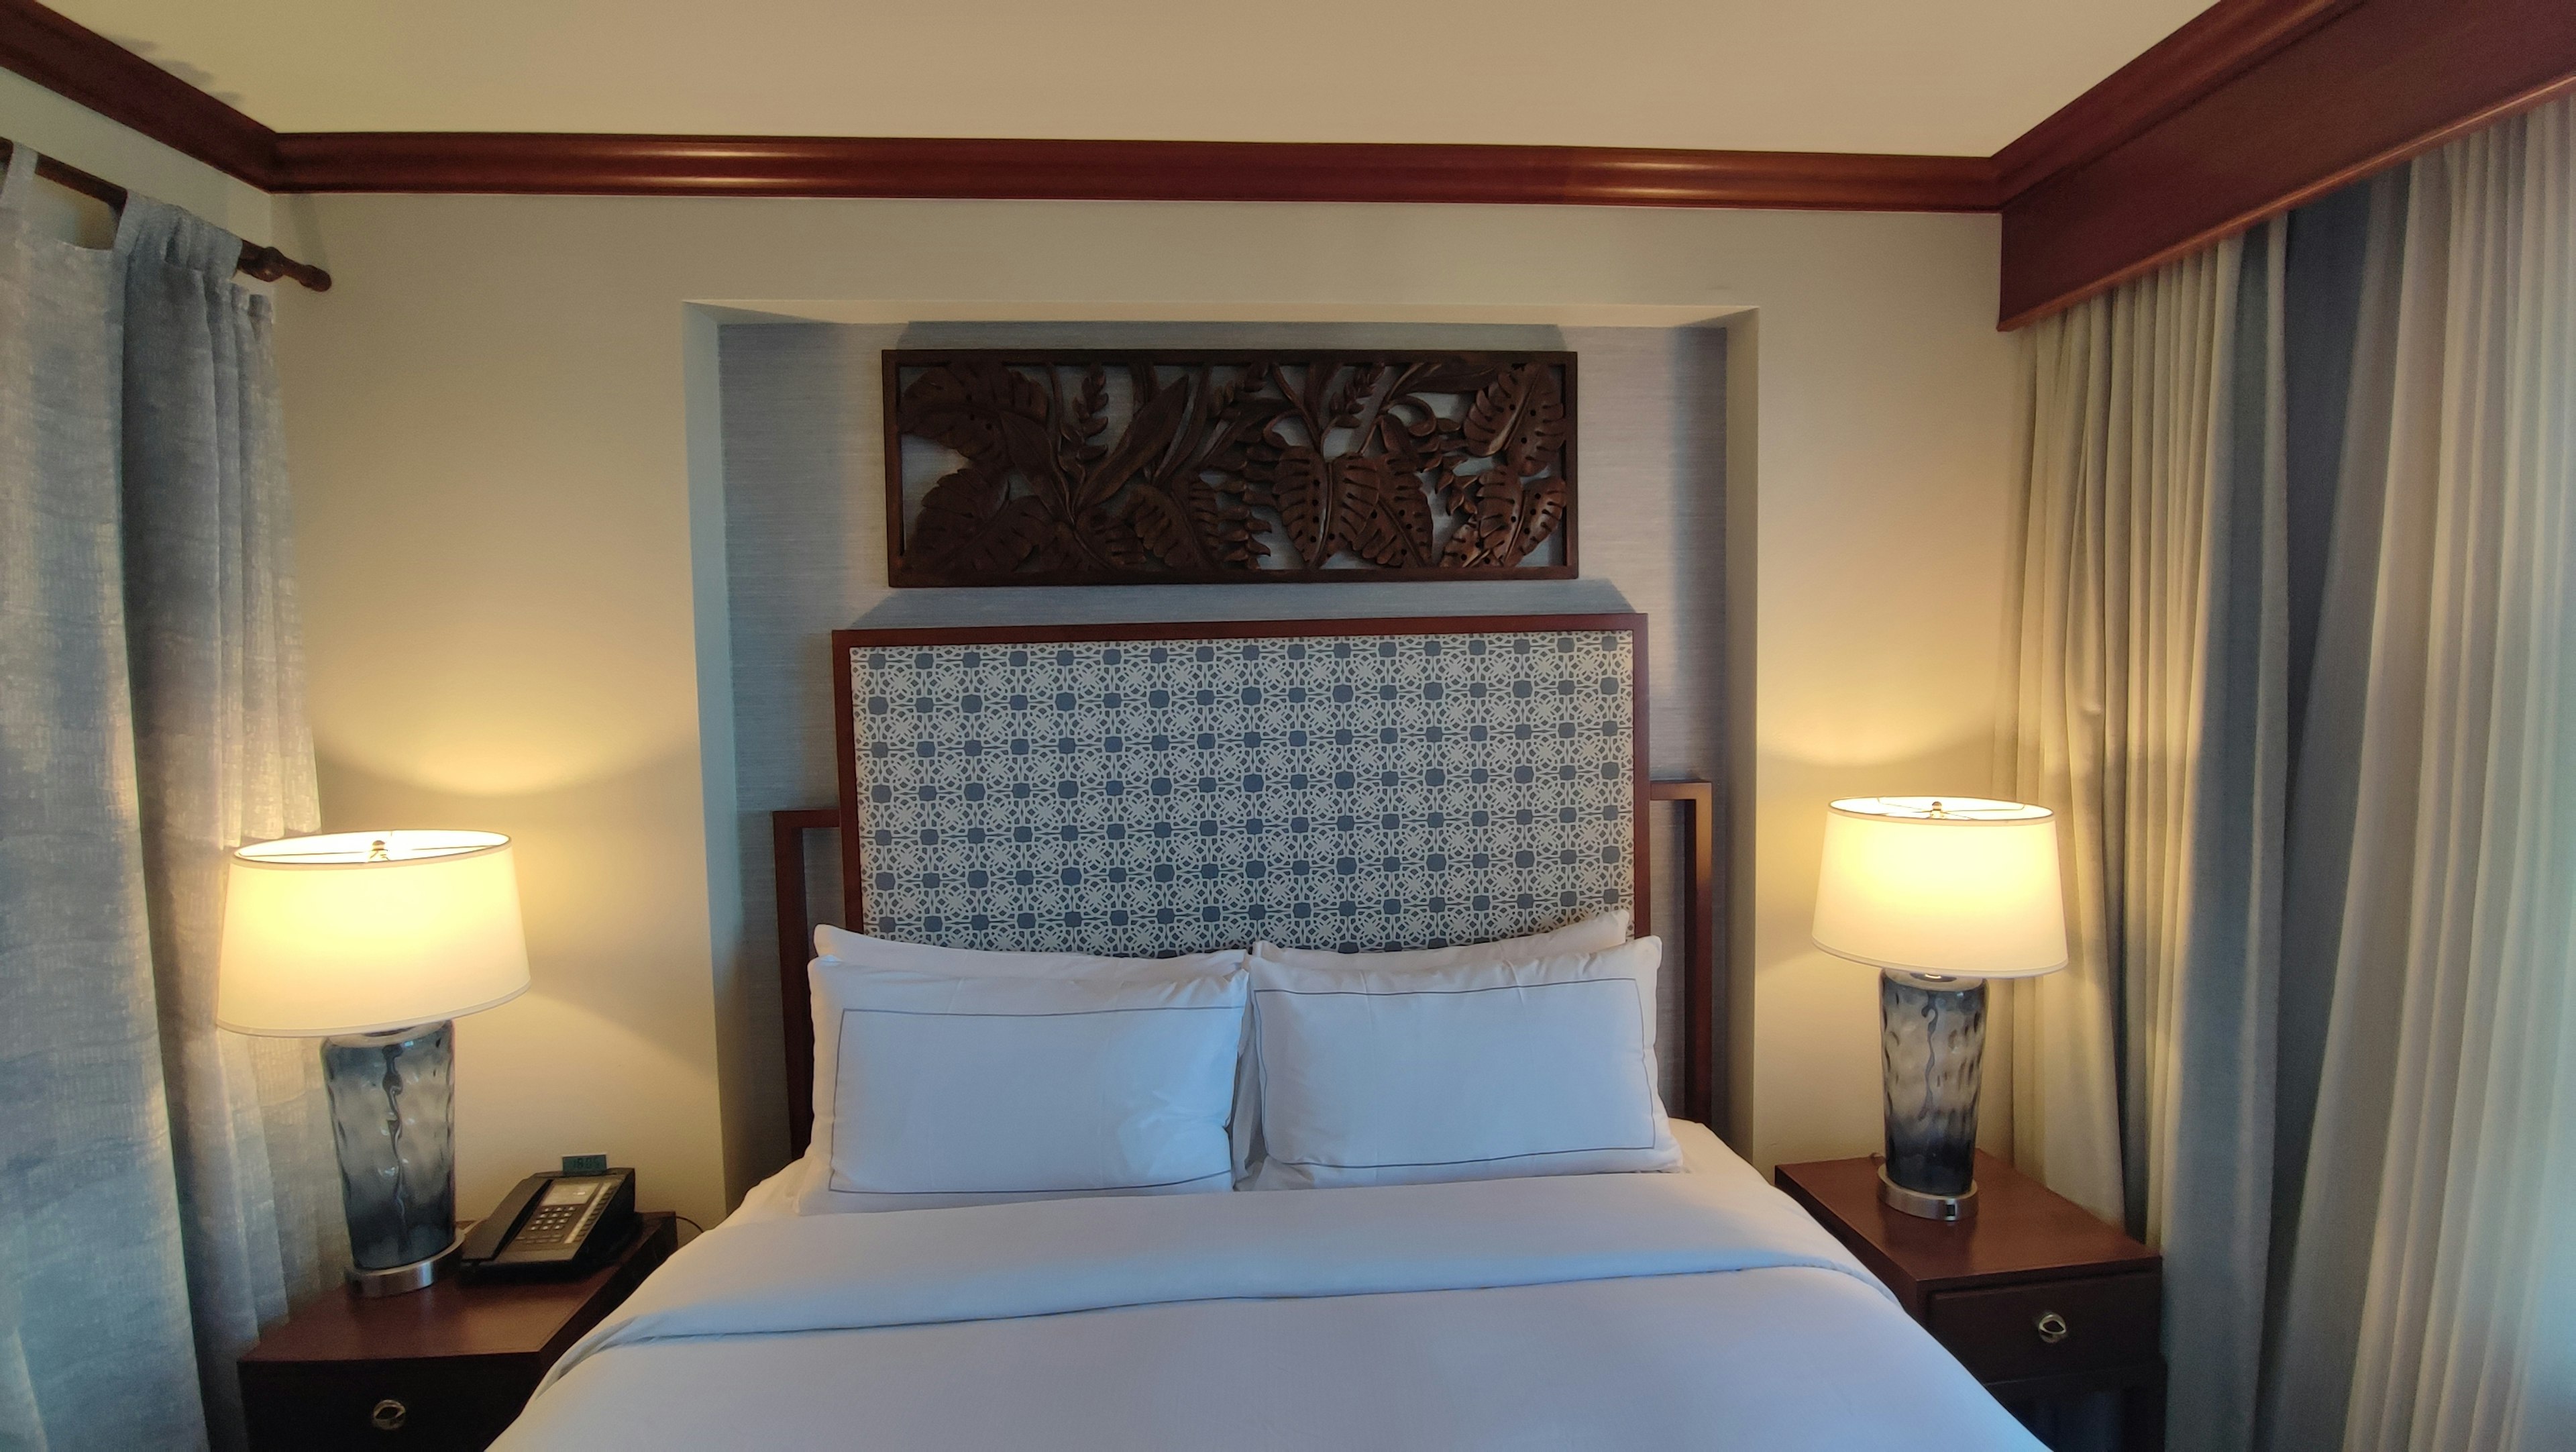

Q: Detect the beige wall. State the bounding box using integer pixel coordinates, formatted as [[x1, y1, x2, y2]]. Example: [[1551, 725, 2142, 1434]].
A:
[[265, 193, 2017, 1225], [0, 77, 2021, 1227]]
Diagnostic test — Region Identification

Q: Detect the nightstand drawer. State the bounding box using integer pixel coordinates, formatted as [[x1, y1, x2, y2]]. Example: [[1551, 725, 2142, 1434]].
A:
[[241, 1358, 539, 1451], [241, 1216, 675, 1452], [1923, 1271, 2160, 1383]]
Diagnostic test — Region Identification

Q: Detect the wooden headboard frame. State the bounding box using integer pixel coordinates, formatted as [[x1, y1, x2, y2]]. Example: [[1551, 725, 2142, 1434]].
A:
[[773, 613, 1717, 1151]]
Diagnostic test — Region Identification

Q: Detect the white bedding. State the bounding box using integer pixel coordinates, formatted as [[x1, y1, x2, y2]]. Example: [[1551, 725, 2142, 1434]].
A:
[[501, 1126, 2041, 1450]]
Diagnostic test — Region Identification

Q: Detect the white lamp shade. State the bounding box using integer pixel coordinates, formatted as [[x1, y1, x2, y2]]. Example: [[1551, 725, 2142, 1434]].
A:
[[1811, 797, 2068, 978], [216, 830, 533, 1037]]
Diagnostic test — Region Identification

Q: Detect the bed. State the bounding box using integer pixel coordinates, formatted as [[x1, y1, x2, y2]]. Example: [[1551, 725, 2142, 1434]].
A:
[[494, 615, 2041, 1450]]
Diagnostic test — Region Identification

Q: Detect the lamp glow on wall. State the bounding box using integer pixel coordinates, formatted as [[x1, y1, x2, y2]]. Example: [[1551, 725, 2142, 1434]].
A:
[[217, 831, 530, 1294], [1812, 797, 2066, 1220]]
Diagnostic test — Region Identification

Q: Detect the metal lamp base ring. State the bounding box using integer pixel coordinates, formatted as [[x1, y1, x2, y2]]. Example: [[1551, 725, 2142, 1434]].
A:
[[1878, 1165, 1978, 1221], [345, 1232, 465, 1298]]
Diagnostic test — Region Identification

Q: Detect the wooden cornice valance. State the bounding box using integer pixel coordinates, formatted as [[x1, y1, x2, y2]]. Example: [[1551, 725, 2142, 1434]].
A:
[[1996, 0, 2576, 327]]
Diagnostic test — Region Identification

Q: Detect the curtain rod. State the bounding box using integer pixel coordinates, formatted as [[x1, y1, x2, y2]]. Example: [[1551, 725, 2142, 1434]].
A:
[[1, 140, 331, 292]]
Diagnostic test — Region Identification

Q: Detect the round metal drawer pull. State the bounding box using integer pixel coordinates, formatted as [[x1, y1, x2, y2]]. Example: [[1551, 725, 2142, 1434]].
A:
[[2034, 1311, 2071, 1345], [370, 1398, 408, 1432]]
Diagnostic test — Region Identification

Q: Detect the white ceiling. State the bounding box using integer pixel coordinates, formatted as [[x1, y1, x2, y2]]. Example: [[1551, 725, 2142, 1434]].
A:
[[58, 0, 2214, 156]]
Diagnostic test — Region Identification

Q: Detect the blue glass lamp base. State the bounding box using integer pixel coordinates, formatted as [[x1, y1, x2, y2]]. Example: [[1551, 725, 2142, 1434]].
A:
[[321, 1021, 460, 1293], [1879, 971, 1986, 1221]]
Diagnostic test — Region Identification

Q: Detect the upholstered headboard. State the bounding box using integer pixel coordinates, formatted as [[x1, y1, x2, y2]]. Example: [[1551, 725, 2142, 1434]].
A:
[[775, 612, 1715, 1149], [835, 614, 1646, 952]]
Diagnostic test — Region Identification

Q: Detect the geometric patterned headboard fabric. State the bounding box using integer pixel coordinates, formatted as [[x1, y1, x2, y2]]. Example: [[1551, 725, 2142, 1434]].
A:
[[832, 614, 1648, 957]]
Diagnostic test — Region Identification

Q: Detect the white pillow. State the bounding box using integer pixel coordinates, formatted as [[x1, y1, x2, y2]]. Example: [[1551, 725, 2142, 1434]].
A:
[[1238, 911, 1638, 1173], [1245, 937, 1681, 1190], [798, 957, 1246, 1214], [814, 924, 1243, 982]]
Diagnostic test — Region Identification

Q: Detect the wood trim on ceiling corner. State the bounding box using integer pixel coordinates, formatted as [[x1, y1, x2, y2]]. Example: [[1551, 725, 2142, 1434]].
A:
[[265, 132, 2001, 211]]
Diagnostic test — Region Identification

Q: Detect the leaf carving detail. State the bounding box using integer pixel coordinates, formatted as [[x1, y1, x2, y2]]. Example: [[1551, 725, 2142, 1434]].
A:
[[1381, 464, 1435, 564], [944, 494, 1052, 576], [1080, 373, 1193, 511], [1463, 363, 1568, 470], [1513, 475, 1570, 563], [1269, 444, 1331, 568], [1083, 506, 1150, 570], [898, 362, 1046, 468], [1129, 486, 1210, 571], [908, 466, 1007, 566], [1329, 456, 1401, 567], [1440, 469, 1524, 569], [894, 355, 1566, 580]]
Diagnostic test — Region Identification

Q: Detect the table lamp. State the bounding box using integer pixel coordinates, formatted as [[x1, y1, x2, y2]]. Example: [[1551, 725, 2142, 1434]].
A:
[[1811, 797, 2066, 1221], [217, 830, 531, 1295]]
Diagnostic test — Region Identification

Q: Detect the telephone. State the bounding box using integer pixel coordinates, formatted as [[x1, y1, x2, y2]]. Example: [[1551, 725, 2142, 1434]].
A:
[[458, 1168, 637, 1279]]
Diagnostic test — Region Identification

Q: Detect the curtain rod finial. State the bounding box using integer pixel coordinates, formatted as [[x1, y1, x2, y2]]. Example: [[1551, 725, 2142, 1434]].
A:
[[237, 241, 331, 292]]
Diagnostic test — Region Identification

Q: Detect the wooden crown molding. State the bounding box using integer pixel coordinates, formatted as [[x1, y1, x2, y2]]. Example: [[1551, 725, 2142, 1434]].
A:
[[6, 0, 2576, 327], [267, 132, 2002, 209]]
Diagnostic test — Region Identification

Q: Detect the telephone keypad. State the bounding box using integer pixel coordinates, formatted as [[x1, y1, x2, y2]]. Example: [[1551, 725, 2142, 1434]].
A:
[[523, 1205, 582, 1242]]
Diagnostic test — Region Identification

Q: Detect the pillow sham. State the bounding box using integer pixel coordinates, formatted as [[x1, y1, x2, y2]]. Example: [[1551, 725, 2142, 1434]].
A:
[[1236, 911, 1640, 1173], [797, 956, 1247, 1214], [1245, 937, 1681, 1190]]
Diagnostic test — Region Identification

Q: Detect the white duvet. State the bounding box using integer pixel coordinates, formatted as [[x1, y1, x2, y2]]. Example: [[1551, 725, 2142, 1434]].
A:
[[500, 1127, 2041, 1450]]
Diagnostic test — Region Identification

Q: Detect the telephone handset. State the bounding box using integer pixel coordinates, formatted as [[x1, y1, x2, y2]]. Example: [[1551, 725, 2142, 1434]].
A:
[[458, 1168, 637, 1278]]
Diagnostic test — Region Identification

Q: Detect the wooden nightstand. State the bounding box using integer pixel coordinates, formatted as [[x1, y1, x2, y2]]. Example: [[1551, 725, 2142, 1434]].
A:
[[239, 1211, 678, 1451], [1775, 1153, 2164, 1446]]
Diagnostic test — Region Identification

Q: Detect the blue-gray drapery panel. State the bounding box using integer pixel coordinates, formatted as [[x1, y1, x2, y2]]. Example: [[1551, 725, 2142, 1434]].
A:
[[0, 140, 198, 1452], [0, 146, 343, 1452], [2261, 94, 2576, 1452]]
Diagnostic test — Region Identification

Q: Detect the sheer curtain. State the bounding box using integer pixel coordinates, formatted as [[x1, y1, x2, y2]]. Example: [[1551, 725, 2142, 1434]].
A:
[[2003, 93, 2576, 1452], [0, 146, 343, 1452], [2001, 218, 2290, 1451], [2262, 95, 2576, 1452]]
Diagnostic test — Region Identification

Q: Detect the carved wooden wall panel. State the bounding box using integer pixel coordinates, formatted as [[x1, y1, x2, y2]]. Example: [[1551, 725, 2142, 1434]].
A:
[[883, 350, 1576, 585]]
